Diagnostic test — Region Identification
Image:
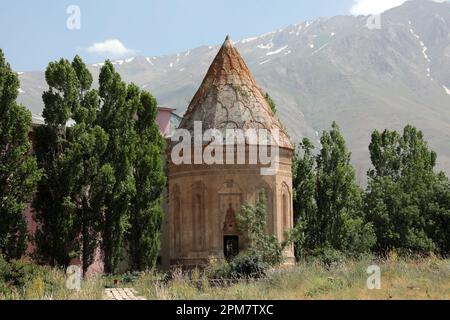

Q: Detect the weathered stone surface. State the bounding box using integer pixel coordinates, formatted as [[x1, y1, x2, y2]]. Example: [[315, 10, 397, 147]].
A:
[[179, 36, 293, 149], [162, 36, 295, 269]]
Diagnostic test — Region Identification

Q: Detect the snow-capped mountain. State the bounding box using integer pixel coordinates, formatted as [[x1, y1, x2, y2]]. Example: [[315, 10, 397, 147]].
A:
[[16, 0, 450, 179]]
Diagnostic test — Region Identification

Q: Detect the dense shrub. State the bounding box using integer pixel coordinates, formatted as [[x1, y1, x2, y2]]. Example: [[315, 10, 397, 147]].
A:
[[228, 253, 270, 279], [303, 246, 346, 267], [0, 255, 63, 298]]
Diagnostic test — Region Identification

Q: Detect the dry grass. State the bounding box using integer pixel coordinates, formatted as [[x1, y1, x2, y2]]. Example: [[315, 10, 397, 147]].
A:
[[0, 266, 105, 300], [1, 255, 448, 300], [133, 256, 450, 300]]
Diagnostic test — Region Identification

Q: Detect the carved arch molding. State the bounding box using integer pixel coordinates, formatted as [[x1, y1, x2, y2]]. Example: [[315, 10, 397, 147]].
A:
[[218, 180, 242, 236]]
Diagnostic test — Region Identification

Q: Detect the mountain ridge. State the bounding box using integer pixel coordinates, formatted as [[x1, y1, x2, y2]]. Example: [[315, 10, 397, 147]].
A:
[[16, 0, 450, 180]]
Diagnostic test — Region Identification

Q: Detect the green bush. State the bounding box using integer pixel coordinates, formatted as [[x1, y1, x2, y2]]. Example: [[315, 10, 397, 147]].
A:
[[228, 253, 270, 279], [0, 255, 64, 298], [338, 213, 376, 256], [0, 256, 43, 288], [304, 247, 346, 268], [205, 258, 231, 279]]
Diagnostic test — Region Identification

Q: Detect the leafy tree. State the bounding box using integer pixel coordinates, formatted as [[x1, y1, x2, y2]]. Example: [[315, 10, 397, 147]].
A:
[[365, 125, 449, 255], [34, 56, 110, 272], [238, 193, 285, 266], [293, 122, 375, 258], [367, 129, 403, 181], [97, 62, 166, 273], [314, 122, 375, 254], [0, 49, 42, 260], [292, 138, 317, 255], [229, 193, 293, 278], [128, 89, 166, 271], [35, 58, 167, 273], [426, 173, 450, 255], [69, 56, 111, 274], [97, 61, 135, 273], [33, 58, 80, 266]]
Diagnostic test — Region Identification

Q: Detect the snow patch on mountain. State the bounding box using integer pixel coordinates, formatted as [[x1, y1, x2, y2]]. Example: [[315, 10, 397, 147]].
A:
[[266, 45, 289, 56], [241, 37, 258, 44], [257, 42, 274, 50], [312, 43, 328, 55], [443, 85, 450, 96], [409, 25, 432, 77], [409, 27, 431, 62]]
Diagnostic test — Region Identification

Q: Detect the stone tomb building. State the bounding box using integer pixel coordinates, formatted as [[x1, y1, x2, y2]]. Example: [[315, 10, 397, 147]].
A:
[[162, 36, 294, 268]]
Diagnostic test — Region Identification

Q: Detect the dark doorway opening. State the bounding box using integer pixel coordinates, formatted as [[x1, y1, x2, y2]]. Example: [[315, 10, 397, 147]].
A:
[[224, 235, 239, 260]]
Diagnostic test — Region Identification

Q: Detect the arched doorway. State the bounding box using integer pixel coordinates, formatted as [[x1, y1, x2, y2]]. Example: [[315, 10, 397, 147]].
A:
[[218, 180, 243, 259], [223, 203, 239, 259]]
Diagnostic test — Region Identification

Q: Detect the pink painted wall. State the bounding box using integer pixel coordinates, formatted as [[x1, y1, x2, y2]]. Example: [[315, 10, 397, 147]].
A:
[[156, 107, 175, 137]]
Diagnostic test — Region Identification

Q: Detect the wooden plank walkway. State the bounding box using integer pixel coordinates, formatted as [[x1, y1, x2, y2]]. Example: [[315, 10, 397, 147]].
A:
[[104, 288, 146, 300]]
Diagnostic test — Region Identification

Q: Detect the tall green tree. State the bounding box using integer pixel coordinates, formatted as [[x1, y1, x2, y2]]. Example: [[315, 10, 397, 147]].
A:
[[33, 58, 79, 266], [315, 122, 375, 253], [69, 56, 111, 274], [34, 56, 109, 271], [129, 90, 166, 271], [0, 49, 42, 260], [292, 138, 317, 255], [293, 122, 375, 257], [365, 125, 449, 255], [97, 61, 137, 273], [97, 62, 167, 272]]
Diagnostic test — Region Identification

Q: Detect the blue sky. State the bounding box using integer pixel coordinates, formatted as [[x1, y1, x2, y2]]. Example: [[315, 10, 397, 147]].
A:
[[0, 0, 434, 71]]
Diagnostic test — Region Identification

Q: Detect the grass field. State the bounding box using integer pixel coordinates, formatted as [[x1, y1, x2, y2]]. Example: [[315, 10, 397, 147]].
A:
[[1, 255, 449, 300], [133, 255, 450, 300]]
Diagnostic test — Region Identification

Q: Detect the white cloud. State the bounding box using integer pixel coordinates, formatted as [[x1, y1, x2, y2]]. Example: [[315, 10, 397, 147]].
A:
[[350, 0, 449, 15], [350, 0, 408, 15], [86, 39, 136, 58]]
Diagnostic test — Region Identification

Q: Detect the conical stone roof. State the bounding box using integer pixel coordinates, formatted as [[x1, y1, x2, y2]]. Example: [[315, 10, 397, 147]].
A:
[[179, 36, 293, 149]]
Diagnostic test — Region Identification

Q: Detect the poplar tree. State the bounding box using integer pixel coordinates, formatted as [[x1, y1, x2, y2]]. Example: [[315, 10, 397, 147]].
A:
[[35, 57, 166, 272], [34, 58, 80, 266], [0, 49, 42, 260], [69, 56, 111, 273], [293, 122, 375, 256], [314, 122, 375, 253], [365, 125, 449, 254], [292, 138, 317, 254], [34, 56, 109, 271], [97, 62, 167, 272], [129, 90, 166, 271], [97, 61, 137, 273]]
